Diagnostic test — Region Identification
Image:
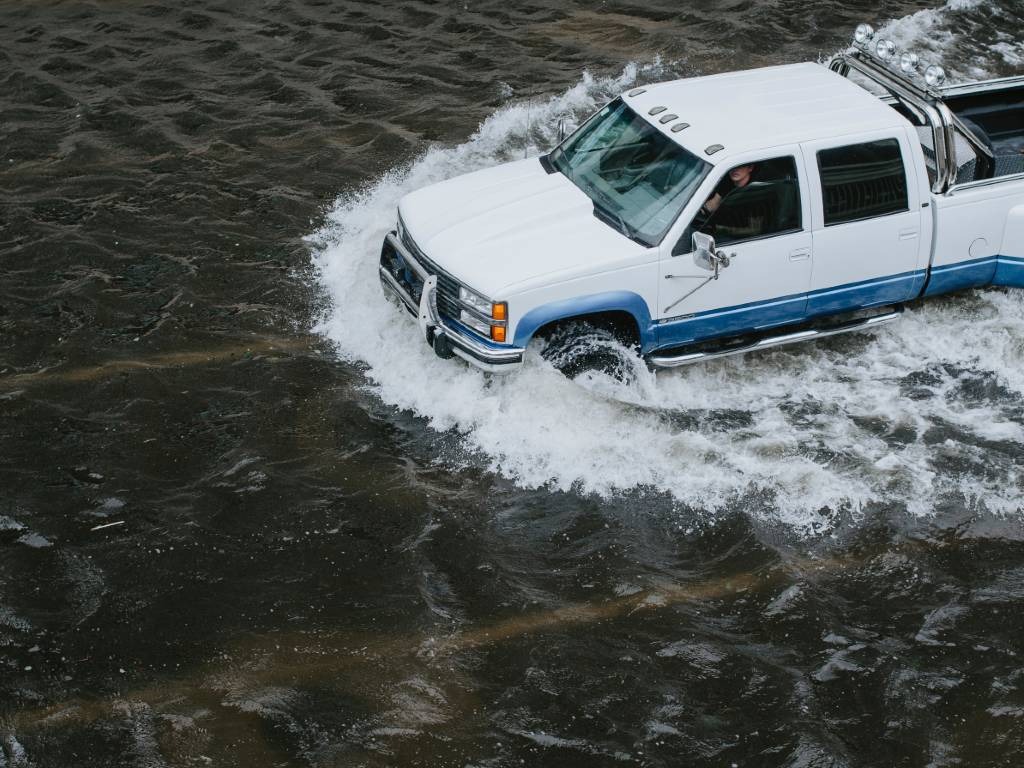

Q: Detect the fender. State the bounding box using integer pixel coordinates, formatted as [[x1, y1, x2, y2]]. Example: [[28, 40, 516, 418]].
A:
[[513, 291, 655, 349]]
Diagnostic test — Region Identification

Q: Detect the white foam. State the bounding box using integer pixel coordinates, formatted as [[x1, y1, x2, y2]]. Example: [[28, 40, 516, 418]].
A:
[[989, 41, 1024, 67], [312, 35, 1024, 531], [878, 0, 985, 54]]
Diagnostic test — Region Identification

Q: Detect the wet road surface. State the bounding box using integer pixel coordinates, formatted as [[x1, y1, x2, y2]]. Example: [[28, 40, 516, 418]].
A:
[[3, 1, 1024, 765]]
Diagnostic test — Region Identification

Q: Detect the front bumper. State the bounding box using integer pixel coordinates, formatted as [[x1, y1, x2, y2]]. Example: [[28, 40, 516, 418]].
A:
[[378, 232, 524, 374]]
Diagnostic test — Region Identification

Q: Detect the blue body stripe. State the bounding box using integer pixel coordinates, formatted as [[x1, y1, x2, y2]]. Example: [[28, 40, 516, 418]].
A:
[[655, 292, 808, 349], [923, 254, 999, 296], [654, 269, 924, 351], [805, 270, 922, 315], [995, 255, 1024, 288], [511, 256, 1024, 354]]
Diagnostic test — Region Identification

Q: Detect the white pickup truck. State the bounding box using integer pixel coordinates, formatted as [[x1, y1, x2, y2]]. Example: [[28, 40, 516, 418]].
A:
[[378, 25, 1024, 373]]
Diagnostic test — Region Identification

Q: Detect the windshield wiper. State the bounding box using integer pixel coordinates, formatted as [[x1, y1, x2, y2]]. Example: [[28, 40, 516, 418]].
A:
[[594, 202, 629, 237], [592, 200, 646, 245], [550, 149, 649, 245], [587, 183, 644, 242]]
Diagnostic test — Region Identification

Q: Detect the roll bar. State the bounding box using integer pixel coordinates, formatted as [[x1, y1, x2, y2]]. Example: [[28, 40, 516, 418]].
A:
[[829, 49, 994, 193]]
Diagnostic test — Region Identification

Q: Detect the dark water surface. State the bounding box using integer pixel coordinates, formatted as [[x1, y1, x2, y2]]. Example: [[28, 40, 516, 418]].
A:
[[4, 1, 1024, 766]]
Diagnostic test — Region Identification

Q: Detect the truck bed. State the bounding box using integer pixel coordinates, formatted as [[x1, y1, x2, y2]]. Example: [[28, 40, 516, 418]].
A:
[[945, 81, 1024, 179]]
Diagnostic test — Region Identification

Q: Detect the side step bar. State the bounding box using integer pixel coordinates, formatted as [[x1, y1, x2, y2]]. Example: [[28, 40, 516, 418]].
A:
[[647, 308, 902, 368]]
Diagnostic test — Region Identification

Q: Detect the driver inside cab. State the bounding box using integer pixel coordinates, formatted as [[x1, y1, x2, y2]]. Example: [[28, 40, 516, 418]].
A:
[[687, 157, 800, 246], [693, 162, 767, 241], [701, 163, 758, 215]]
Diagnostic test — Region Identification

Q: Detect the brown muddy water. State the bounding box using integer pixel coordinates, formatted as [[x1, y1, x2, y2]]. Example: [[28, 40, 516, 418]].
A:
[[3, 1, 1024, 766]]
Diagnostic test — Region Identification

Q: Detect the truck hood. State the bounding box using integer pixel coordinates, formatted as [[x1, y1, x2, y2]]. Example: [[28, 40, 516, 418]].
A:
[[398, 158, 646, 297]]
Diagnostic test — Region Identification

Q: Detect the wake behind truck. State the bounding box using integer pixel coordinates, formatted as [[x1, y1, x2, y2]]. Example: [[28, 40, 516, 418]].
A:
[[379, 24, 1024, 373]]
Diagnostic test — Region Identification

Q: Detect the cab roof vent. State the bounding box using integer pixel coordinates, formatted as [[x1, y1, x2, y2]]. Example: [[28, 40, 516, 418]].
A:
[[671, 123, 691, 132], [705, 144, 725, 155], [648, 106, 667, 116], [659, 113, 678, 124], [628, 88, 646, 97]]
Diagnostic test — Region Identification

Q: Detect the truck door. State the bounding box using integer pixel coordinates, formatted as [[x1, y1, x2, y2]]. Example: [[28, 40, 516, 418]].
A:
[[800, 132, 926, 315], [656, 152, 814, 348]]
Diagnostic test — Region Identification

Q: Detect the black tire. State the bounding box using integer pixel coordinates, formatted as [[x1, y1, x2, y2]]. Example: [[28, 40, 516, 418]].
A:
[[538, 320, 642, 382]]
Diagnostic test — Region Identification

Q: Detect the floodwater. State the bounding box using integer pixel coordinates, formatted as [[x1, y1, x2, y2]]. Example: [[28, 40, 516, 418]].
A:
[[3, 0, 1024, 765]]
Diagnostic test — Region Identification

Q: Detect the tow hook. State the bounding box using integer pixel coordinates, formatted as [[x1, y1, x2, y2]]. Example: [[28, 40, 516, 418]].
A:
[[414, 272, 456, 359], [432, 330, 454, 359]]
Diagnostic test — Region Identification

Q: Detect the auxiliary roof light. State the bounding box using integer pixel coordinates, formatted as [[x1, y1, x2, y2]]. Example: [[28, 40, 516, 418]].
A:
[[900, 52, 920, 74], [924, 64, 946, 87], [852, 22, 947, 90], [854, 23, 875, 46]]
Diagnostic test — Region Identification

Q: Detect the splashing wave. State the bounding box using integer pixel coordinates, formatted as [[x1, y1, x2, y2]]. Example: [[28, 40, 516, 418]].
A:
[[311, 18, 1024, 531]]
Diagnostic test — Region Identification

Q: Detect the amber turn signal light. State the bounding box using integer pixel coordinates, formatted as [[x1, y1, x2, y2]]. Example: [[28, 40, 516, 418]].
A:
[[491, 325, 506, 343], [491, 302, 507, 321]]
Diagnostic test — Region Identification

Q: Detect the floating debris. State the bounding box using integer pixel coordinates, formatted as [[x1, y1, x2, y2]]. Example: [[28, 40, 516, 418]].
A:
[[90, 521, 126, 532]]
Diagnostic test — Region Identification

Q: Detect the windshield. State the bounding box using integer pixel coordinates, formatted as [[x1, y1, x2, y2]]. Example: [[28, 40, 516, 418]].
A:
[[549, 98, 710, 246]]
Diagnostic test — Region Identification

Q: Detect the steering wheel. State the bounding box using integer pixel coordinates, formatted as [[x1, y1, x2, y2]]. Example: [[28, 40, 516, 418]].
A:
[[602, 147, 654, 191]]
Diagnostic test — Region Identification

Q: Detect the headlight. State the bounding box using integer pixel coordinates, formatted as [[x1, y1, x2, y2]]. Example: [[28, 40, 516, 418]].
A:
[[460, 310, 490, 336], [875, 38, 896, 61], [459, 286, 491, 315], [458, 286, 508, 343]]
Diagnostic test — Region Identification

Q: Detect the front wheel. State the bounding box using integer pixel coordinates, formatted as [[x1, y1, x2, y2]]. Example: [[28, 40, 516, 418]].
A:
[[537, 320, 643, 383]]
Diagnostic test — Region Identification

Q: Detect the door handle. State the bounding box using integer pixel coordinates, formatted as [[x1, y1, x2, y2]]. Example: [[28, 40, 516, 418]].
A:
[[899, 228, 919, 240], [789, 248, 811, 261]]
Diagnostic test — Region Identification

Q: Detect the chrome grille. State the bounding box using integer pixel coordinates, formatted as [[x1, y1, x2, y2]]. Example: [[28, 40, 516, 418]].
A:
[[398, 228, 461, 320]]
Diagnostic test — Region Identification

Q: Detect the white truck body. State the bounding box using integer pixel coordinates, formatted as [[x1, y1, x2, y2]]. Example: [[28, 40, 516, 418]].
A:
[[379, 41, 1024, 373]]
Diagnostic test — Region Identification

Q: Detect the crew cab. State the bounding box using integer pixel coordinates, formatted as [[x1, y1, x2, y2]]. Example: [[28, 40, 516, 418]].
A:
[[378, 25, 1024, 373]]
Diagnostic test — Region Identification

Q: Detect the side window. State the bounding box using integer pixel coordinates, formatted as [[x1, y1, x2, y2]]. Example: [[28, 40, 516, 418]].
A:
[[817, 139, 909, 226], [676, 156, 802, 252]]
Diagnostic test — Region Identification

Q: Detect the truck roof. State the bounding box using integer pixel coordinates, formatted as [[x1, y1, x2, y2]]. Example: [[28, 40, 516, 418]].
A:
[[624, 62, 910, 163]]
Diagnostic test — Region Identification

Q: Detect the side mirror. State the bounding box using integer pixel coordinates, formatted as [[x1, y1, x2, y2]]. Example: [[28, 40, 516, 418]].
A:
[[692, 231, 732, 278], [692, 231, 717, 271]]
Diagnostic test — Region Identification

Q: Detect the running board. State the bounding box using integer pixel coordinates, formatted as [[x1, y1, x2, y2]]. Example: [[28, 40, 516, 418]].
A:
[[647, 309, 902, 368]]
